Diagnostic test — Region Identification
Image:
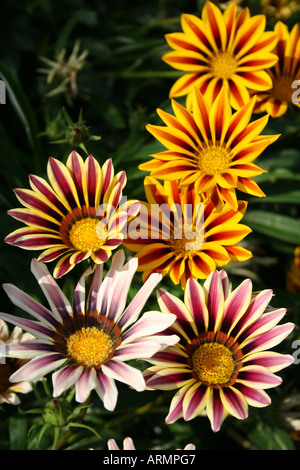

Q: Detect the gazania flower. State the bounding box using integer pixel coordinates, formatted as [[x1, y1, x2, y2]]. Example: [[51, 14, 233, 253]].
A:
[[0, 251, 178, 410], [123, 177, 252, 288], [5, 151, 139, 278], [140, 87, 278, 210], [253, 21, 300, 117], [144, 270, 295, 432], [0, 320, 33, 405], [286, 246, 300, 293], [107, 437, 196, 450], [161, 1, 278, 110]]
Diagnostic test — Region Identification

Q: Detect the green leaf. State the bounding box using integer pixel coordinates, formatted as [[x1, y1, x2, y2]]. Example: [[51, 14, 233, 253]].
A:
[[0, 60, 43, 171], [249, 423, 295, 450], [9, 417, 28, 450], [243, 210, 300, 244]]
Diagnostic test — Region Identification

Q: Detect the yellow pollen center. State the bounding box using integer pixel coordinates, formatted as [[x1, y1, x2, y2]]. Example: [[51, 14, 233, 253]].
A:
[[69, 218, 107, 252], [66, 326, 113, 367], [271, 74, 294, 103], [197, 145, 231, 175], [192, 342, 235, 385], [172, 224, 204, 255], [210, 52, 237, 79]]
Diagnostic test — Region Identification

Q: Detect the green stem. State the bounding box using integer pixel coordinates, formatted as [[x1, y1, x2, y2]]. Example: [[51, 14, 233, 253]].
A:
[[50, 397, 91, 450]]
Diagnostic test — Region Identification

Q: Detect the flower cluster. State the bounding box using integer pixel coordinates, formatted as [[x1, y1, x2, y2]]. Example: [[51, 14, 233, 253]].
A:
[[0, 0, 297, 449]]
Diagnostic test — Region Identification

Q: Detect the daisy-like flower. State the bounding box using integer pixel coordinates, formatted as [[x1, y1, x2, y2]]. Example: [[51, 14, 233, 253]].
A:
[[253, 21, 300, 117], [161, 1, 278, 110], [0, 251, 178, 410], [0, 320, 33, 405], [286, 247, 300, 293], [123, 177, 252, 288], [107, 437, 196, 450], [144, 270, 295, 432], [140, 87, 279, 210], [5, 151, 139, 278]]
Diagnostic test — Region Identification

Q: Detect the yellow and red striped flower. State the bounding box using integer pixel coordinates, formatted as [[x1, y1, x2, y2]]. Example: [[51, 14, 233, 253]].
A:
[[123, 177, 252, 288], [5, 151, 139, 278], [253, 21, 300, 117], [140, 87, 279, 210], [144, 270, 295, 432], [161, 1, 278, 110]]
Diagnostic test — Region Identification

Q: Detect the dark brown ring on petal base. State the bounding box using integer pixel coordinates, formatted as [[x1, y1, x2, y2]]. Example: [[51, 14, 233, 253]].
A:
[[52, 310, 122, 369]]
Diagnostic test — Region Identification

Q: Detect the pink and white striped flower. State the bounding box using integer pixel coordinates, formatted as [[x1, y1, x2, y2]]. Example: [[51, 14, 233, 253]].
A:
[[5, 151, 139, 278], [144, 270, 295, 432], [0, 250, 178, 410], [107, 437, 196, 450]]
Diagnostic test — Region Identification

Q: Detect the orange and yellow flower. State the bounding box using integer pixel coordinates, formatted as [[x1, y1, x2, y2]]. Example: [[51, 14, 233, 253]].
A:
[[253, 21, 300, 117], [5, 151, 139, 278], [161, 1, 278, 110], [123, 177, 252, 288], [140, 87, 279, 210]]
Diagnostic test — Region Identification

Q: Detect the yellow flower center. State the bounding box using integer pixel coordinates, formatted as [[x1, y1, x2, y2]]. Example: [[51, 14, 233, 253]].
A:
[[210, 52, 237, 79], [172, 224, 204, 255], [66, 326, 113, 367], [192, 342, 235, 385], [197, 145, 231, 175], [271, 74, 294, 103], [69, 218, 107, 252]]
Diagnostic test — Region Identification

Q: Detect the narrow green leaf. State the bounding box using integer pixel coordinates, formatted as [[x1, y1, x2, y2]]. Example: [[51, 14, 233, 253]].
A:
[[244, 210, 300, 244]]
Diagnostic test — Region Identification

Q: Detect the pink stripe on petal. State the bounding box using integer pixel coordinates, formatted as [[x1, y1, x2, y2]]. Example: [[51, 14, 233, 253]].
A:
[[183, 382, 208, 421], [10, 353, 65, 383], [145, 368, 192, 390], [87, 264, 103, 312], [66, 151, 84, 204], [237, 365, 282, 389], [242, 322, 295, 354], [104, 257, 138, 323], [75, 368, 97, 403], [206, 388, 225, 432], [72, 265, 95, 315], [0, 311, 55, 340], [233, 289, 273, 338], [48, 157, 79, 210], [236, 383, 271, 408], [29, 174, 67, 215], [102, 359, 145, 391], [3, 283, 58, 328], [166, 383, 192, 424], [204, 271, 224, 332], [52, 364, 84, 397], [122, 312, 176, 344], [38, 247, 69, 262], [114, 338, 161, 361], [5, 341, 55, 359], [119, 272, 162, 330], [83, 155, 101, 208], [222, 279, 252, 333], [157, 288, 197, 338], [101, 159, 113, 195], [220, 387, 248, 420], [242, 351, 294, 372], [95, 371, 118, 411], [53, 253, 76, 279], [184, 278, 208, 331], [31, 259, 72, 320], [96, 250, 126, 313]]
